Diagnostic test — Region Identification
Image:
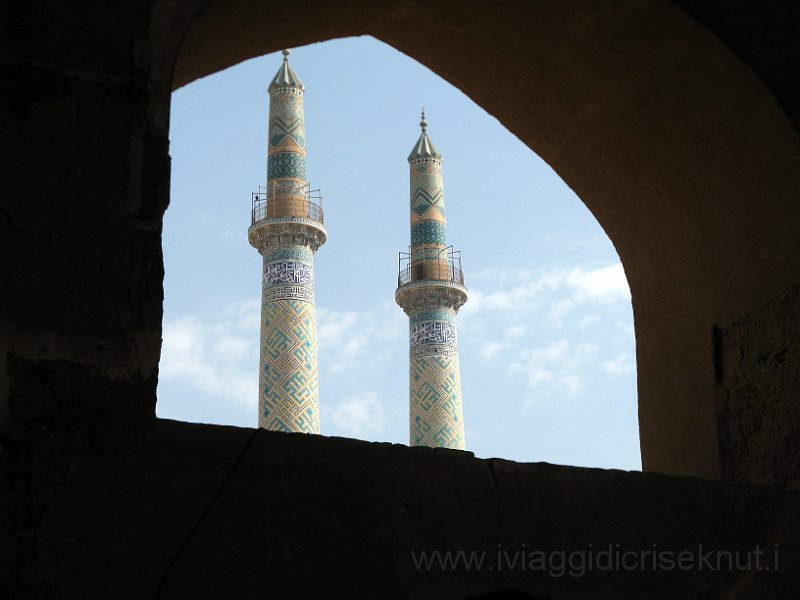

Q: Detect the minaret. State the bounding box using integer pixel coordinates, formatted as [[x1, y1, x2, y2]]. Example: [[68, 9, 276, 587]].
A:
[[248, 50, 326, 433], [396, 112, 468, 449]]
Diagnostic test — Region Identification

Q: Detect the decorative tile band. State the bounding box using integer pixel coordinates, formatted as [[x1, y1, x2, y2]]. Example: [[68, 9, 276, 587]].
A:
[[410, 308, 456, 324], [410, 354, 465, 449], [410, 247, 449, 261], [411, 343, 459, 358], [411, 221, 448, 246], [264, 260, 314, 287], [269, 92, 305, 149], [410, 160, 445, 219], [259, 298, 319, 433], [263, 284, 315, 304], [411, 188, 445, 218], [268, 152, 307, 181], [410, 321, 458, 349], [266, 248, 313, 263]]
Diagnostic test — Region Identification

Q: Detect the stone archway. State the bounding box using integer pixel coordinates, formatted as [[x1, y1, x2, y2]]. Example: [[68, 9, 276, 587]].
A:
[[5, 3, 800, 596], [164, 0, 800, 481]]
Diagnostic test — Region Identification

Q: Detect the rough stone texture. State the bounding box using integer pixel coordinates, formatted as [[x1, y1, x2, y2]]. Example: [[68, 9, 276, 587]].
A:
[[37, 420, 800, 599], [717, 283, 800, 489], [672, 0, 800, 132], [0, 2, 172, 594]]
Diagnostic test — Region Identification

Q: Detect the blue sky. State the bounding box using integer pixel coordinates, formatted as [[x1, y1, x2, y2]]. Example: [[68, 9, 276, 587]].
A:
[[158, 36, 641, 471]]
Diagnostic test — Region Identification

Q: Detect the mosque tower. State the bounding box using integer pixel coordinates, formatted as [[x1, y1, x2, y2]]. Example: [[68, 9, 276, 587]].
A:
[[396, 112, 468, 449], [248, 50, 326, 433]]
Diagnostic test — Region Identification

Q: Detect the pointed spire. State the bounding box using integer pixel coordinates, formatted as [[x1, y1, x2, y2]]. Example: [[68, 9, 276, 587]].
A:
[[408, 108, 441, 162], [269, 48, 304, 91]]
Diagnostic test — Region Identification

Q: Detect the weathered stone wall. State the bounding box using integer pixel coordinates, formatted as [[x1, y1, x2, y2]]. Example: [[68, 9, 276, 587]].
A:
[[0, 1, 180, 592], [36, 420, 800, 599], [717, 283, 800, 489], [2, 0, 800, 597]]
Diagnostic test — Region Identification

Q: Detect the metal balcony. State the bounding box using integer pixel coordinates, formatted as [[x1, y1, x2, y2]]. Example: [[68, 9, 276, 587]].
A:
[[251, 182, 324, 225], [397, 246, 465, 287]]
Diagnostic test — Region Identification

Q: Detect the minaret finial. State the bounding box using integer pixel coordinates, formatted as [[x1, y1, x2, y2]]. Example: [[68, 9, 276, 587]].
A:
[[282, 49, 290, 62], [420, 108, 427, 133]]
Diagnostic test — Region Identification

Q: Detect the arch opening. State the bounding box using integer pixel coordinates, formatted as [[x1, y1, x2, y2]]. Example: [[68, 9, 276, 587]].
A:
[[165, 0, 800, 481], [159, 38, 640, 469]]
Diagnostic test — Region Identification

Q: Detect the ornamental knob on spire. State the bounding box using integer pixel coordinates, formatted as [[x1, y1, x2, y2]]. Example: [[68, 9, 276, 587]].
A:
[[269, 48, 304, 91], [408, 110, 441, 162]]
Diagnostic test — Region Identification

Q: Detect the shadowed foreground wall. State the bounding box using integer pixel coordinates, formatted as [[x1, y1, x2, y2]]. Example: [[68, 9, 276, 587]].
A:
[[2, 0, 800, 597], [37, 420, 800, 599]]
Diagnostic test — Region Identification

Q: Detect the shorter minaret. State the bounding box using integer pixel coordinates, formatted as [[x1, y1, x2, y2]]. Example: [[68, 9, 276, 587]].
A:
[[396, 112, 468, 449]]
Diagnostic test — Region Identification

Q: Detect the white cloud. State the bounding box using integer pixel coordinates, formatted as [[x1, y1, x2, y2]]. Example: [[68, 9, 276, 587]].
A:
[[576, 315, 600, 330], [317, 309, 368, 373], [159, 300, 259, 410], [601, 352, 636, 376], [565, 263, 630, 301], [465, 262, 629, 314], [507, 340, 600, 409], [328, 392, 387, 437], [317, 306, 405, 374], [504, 325, 526, 340], [481, 341, 503, 362]]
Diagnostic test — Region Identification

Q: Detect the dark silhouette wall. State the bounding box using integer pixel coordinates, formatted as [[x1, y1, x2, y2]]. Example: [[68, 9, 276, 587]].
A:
[[2, 1, 799, 597]]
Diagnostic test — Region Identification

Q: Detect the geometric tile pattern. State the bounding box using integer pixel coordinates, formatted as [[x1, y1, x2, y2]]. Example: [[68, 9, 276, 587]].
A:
[[411, 221, 448, 246], [259, 239, 318, 432], [269, 92, 306, 150], [411, 188, 445, 217], [410, 160, 445, 220], [268, 152, 307, 181], [269, 115, 306, 150], [410, 354, 465, 448], [259, 298, 319, 433]]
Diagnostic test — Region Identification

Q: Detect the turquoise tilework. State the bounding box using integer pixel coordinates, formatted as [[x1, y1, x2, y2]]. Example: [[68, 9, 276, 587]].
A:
[[410, 308, 456, 324], [269, 92, 305, 149], [409, 354, 465, 448], [259, 298, 319, 433], [268, 152, 307, 180], [411, 221, 447, 246], [411, 188, 445, 217], [266, 248, 313, 264]]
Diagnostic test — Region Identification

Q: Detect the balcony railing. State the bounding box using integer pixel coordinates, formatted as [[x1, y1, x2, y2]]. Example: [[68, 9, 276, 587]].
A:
[[398, 246, 465, 287], [251, 182, 324, 225]]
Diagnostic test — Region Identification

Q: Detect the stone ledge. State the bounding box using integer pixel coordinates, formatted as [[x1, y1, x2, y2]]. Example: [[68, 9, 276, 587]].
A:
[[35, 418, 800, 599]]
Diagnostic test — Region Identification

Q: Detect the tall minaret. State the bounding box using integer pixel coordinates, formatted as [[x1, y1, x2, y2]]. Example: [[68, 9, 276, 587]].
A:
[[396, 112, 468, 449], [248, 50, 326, 433]]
